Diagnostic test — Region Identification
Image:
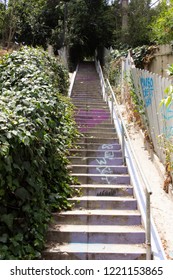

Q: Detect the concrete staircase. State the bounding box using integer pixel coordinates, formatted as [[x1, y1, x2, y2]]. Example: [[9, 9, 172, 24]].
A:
[[42, 62, 146, 260]]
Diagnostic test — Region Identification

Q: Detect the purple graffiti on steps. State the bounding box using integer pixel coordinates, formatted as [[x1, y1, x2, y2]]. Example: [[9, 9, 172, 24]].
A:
[[75, 109, 109, 132]]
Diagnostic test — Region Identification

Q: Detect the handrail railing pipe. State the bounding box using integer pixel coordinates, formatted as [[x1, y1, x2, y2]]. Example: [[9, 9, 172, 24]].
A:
[[95, 58, 153, 259], [105, 84, 109, 104], [107, 77, 152, 259], [106, 78, 152, 259], [95, 56, 166, 260], [68, 64, 79, 97], [96, 60, 107, 103]]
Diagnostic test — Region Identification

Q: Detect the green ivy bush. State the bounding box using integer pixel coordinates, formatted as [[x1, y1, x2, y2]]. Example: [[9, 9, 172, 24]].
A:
[[0, 46, 79, 259], [108, 45, 158, 76]]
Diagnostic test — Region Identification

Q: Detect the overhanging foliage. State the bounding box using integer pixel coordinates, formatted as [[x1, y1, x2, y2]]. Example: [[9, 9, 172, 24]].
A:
[[0, 46, 79, 259]]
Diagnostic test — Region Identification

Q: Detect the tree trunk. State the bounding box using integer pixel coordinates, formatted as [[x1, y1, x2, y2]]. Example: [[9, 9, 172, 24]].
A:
[[121, 0, 129, 43]]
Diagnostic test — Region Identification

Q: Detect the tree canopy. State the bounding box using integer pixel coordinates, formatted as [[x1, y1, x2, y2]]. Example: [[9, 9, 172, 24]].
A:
[[67, 0, 115, 59], [127, 0, 153, 47], [0, 0, 173, 61], [149, 0, 173, 44], [0, 1, 114, 57]]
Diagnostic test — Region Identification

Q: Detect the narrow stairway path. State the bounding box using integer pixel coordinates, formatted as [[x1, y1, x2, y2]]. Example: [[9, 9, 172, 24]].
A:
[[43, 61, 146, 260]]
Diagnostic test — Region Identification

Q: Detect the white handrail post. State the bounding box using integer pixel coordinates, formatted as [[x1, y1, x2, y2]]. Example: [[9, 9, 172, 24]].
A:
[[121, 122, 125, 165], [105, 83, 108, 104], [146, 189, 152, 260], [121, 57, 126, 103], [111, 96, 114, 124]]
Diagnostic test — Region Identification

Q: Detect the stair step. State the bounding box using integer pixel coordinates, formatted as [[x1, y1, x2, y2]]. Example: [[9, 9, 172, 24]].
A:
[[80, 133, 117, 138], [73, 99, 106, 103], [75, 112, 111, 117], [42, 243, 146, 260], [72, 173, 130, 184], [74, 80, 100, 83], [76, 123, 115, 128], [75, 118, 112, 125], [52, 209, 141, 225], [73, 100, 104, 104], [75, 110, 110, 115], [71, 184, 133, 196], [70, 165, 128, 174], [73, 94, 102, 96], [74, 105, 109, 110], [68, 157, 123, 165], [75, 116, 111, 122], [72, 92, 101, 94], [69, 196, 136, 210], [76, 142, 120, 149], [76, 137, 119, 144], [70, 149, 122, 158], [76, 107, 107, 110], [78, 127, 116, 133], [46, 224, 145, 244], [73, 87, 101, 89], [73, 95, 102, 98]]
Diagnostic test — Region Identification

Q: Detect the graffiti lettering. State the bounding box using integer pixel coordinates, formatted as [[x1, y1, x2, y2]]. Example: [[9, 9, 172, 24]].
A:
[[102, 144, 114, 150], [162, 126, 173, 139], [89, 143, 118, 184], [97, 189, 117, 196], [96, 158, 107, 165], [96, 167, 113, 175], [140, 77, 154, 107], [101, 176, 117, 184], [161, 103, 173, 121], [105, 150, 115, 159]]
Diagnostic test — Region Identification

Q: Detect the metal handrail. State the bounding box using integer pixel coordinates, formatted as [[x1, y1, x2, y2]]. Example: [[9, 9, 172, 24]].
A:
[[68, 64, 79, 97], [95, 60, 107, 103], [96, 59, 152, 260], [106, 79, 152, 260]]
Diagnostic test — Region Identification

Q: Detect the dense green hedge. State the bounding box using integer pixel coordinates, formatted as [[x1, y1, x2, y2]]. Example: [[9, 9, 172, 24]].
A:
[[0, 47, 79, 259]]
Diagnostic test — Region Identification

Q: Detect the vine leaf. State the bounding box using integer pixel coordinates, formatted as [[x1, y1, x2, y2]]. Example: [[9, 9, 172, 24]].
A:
[[1, 214, 14, 231], [15, 188, 30, 201], [0, 234, 8, 244]]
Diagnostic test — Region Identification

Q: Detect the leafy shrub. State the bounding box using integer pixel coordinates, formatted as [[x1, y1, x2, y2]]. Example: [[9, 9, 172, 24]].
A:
[[0, 46, 79, 259], [160, 64, 173, 109], [108, 45, 158, 74], [149, 1, 173, 45]]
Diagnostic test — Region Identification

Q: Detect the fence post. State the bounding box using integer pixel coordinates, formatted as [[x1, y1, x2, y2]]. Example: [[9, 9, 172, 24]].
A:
[[121, 122, 126, 165]]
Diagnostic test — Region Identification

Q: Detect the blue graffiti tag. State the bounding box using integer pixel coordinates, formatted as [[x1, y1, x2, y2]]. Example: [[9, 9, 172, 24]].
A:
[[162, 126, 173, 139], [140, 77, 154, 107], [161, 103, 173, 121]]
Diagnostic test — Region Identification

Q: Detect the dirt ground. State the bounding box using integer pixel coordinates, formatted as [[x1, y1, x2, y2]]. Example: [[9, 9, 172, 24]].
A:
[[120, 104, 173, 260]]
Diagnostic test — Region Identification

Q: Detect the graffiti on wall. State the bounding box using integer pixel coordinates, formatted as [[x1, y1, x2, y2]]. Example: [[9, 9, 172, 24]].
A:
[[140, 77, 154, 107], [161, 103, 173, 121], [162, 126, 173, 139], [160, 102, 173, 138]]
